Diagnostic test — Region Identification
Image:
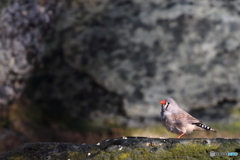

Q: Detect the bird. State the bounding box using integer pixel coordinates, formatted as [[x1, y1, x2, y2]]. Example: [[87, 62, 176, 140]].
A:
[[159, 97, 216, 138]]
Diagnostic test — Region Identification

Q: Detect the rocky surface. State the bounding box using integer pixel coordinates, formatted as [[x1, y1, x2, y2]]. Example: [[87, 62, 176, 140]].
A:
[[1, 0, 240, 128], [61, 0, 240, 121], [0, 0, 56, 109], [25, 0, 240, 126], [0, 137, 239, 159]]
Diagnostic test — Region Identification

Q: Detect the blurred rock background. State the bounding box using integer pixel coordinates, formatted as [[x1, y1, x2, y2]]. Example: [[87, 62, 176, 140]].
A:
[[1, 0, 240, 153]]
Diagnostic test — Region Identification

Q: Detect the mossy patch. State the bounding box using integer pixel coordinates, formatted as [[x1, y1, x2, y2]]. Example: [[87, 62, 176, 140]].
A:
[[158, 142, 219, 159], [67, 151, 86, 159], [1, 139, 240, 160], [92, 140, 234, 159]]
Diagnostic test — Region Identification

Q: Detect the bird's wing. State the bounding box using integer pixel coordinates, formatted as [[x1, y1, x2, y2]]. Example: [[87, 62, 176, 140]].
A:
[[174, 110, 202, 124], [186, 114, 202, 124]]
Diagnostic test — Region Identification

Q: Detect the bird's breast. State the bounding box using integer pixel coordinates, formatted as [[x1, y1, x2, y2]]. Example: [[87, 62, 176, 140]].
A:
[[161, 111, 172, 122]]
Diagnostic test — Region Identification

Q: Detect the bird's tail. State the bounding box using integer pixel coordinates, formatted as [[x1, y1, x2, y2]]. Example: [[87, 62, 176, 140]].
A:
[[192, 123, 217, 132]]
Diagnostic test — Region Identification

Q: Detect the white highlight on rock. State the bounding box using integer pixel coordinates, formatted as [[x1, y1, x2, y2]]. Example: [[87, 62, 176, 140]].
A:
[[206, 139, 211, 145]]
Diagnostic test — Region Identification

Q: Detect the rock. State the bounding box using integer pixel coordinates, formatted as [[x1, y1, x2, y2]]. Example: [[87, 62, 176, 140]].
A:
[[0, 137, 239, 159], [0, 0, 56, 108], [53, 0, 240, 124], [62, 0, 240, 120], [1, 0, 240, 128]]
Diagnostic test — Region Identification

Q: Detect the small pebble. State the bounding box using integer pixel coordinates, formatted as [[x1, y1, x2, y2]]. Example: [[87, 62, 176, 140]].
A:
[[96, 142, 100, 145], [87, 153, 91, 156], [206, 139, 211, 145], [122, 136, 127, 139]]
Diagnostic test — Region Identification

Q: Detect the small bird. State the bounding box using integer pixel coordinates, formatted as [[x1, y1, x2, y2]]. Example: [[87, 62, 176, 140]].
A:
[[160, 98, 216, 138]]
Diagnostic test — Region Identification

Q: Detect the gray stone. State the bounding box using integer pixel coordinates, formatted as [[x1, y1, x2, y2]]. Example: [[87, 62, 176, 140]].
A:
[[1, 0, 240, 127], [0, 0, 56, 108], [0, 137, 239, 159], [60, 0, 240, 122]]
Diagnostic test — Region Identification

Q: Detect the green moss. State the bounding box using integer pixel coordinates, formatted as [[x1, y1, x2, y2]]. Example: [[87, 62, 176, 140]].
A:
[[3, 139, 240, 160], [90, 139, 240, 159], [94, 148, 154, 160], [118, 153, 131, 159], [158, 143, 219, 159], [67, 151, 86, 159]]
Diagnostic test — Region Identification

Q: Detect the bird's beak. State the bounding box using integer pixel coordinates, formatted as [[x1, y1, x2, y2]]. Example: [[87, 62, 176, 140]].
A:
[[160, 100, 166, 105]]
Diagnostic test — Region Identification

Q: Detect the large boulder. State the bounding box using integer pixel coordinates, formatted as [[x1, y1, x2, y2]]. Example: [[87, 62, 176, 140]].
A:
[[1, 0, 240, 127], [0, 137, 239, 159], [44, 0, 240, 124], [0, 0, 55, 108]]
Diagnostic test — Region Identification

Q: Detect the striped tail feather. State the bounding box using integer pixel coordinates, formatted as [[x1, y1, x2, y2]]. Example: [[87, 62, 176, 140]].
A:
[[192, 123, 217, 132]]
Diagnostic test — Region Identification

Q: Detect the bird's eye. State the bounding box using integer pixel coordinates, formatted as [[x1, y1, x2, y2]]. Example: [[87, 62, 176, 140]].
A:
[[163, 102, 169, 110]]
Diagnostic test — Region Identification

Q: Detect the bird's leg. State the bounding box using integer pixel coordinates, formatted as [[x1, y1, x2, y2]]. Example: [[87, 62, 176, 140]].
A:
[[177, 132, 186, 138]]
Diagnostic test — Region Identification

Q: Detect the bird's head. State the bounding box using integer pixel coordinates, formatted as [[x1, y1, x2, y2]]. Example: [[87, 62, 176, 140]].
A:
[[160, 99, 169, 111], [159, 98, 179, 111]]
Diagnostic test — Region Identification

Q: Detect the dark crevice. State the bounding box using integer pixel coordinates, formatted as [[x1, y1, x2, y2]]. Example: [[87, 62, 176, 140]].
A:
[[189, 99, 237, 122]]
